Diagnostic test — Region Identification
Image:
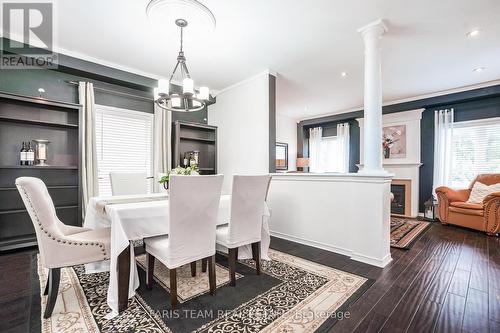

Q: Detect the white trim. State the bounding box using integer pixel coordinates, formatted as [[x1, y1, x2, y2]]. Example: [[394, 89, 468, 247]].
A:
[[350, 252, 393, 268], [271, 172, 393, 183], [270, 231, 393, 268], [270, 231, 353, 257], [214, 69, 277, 96], [299, 79, 500, 122], [357, 163, 422, 168]]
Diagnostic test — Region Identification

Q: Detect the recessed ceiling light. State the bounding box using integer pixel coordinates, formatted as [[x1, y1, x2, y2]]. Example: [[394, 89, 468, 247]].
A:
[[473, 67, 485, 72], [466, 29, 480, 38], [341, 72, 348, 77]]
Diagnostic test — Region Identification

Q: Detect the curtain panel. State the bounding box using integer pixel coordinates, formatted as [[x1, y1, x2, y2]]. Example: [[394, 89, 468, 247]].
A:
[[78, 82, 99, 217], [153, 104, 172, 192], [336, 123, 350, 173], [309, 127, 323, 172], [433, 108, 454, 195]]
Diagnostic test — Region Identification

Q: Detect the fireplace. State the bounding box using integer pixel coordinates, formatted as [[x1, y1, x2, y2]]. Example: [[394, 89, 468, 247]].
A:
[[391, 185, 406, 215], [391, 179, 411, 217]]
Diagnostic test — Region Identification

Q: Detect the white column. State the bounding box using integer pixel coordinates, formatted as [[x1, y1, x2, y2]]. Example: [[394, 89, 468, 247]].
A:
[[358, 20, 388, 175]]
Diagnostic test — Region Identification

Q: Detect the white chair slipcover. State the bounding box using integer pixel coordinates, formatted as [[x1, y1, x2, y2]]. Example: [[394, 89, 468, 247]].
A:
[[144, 174, 224, 269], [216, 175, 271, 248]]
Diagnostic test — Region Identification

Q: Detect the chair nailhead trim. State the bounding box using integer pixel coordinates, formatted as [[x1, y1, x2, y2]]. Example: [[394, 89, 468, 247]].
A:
[[18, 185, 108, 257]]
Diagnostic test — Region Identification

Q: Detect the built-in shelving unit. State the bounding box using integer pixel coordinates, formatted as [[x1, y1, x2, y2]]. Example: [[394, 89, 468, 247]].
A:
[[0, 91, 82, 251], [172, 120, 217, 175]]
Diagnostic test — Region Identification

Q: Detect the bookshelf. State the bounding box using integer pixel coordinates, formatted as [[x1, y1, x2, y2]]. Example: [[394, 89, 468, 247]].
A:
[[0, 91, 82, 251], [172, 120, 217, 175]]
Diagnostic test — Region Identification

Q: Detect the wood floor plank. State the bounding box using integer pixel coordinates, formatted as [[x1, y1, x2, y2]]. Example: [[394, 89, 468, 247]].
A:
[[448, 268, 471, 297], [351, 228, 449, 332], [434, 293, 467, 333], [380, 242, 456, 332], [463, 288, 489, 333]]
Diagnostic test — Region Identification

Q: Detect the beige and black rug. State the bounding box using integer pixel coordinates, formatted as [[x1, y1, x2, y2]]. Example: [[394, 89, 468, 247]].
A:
[[390, 217, 431, 249], [38, 249, 371, 333]]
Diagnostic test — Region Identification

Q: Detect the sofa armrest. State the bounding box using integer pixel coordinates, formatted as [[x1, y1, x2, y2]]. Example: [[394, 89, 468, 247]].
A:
[[435, 187, 470, 224], [483, 192, 500, 235], [435, 187, 471, 202]]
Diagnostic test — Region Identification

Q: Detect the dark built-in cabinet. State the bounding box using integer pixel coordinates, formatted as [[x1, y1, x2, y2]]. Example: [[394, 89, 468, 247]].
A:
[[0, 91, 82, 251], [172, 120, 217, 175]]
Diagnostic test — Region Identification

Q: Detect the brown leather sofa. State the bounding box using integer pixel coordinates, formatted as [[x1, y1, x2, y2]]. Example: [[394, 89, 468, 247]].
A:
[[435, 174, 500, 236]]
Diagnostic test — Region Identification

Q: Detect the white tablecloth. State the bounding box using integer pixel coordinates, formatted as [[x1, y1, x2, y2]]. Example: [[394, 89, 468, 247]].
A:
[[83, 193, 271, 317]]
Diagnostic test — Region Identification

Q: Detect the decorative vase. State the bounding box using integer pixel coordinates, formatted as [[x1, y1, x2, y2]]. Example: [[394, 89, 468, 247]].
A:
[[384, 147, 390, 159], [162, 181, 169, 190]]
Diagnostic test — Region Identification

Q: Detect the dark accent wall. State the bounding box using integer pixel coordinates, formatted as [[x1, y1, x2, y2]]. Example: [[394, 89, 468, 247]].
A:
[[298, 84, 500, 213], [0, 37, 209, 123], [303, 118, 360, 172]]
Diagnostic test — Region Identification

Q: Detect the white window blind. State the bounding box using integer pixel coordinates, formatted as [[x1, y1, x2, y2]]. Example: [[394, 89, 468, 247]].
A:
[[320, 136, 341, 172], [95, 105, 154, 196], [450, 117, 500, 188]]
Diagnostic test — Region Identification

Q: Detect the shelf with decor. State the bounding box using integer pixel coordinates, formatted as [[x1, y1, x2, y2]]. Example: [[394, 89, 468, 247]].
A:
[[172, 120, 217, 175], [0, 91, 82, 252]]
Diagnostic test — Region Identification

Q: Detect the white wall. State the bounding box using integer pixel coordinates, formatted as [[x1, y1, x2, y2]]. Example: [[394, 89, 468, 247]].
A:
[[268, 173, 393, 267], [208, 72, 272, 193], [276, 114, 297, 171]]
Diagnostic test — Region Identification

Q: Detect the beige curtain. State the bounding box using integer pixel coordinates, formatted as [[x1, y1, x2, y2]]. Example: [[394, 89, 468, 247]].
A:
[[79, 82, 99, 217], [153, 103, 172, 192]]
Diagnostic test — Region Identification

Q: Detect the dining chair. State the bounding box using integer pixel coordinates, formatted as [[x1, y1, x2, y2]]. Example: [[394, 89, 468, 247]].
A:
[[15, 177, 111, 319], [109, 172, 148, 195], [144, 174, 224, 309], [214, 175, 271, 286]]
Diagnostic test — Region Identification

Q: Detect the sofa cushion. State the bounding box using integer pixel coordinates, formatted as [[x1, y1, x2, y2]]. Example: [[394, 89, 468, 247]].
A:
[[468, 181, 500, 204], [449, 203, 484, 216], [450, 202, 483, 210]]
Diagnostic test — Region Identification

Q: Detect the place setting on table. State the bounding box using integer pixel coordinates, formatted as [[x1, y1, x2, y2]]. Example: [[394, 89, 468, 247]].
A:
[[82, 168, 272, 318]]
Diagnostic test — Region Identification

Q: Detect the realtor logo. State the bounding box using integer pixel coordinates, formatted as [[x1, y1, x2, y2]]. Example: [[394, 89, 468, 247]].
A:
[[1, 1, 58, 68]]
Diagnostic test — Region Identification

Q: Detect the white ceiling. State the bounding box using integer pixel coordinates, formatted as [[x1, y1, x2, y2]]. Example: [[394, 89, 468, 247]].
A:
[[46, 1, 500, 119]]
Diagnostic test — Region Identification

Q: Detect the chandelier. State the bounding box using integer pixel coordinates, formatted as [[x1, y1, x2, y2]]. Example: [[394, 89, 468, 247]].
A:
[[153, 18, 210, 112]]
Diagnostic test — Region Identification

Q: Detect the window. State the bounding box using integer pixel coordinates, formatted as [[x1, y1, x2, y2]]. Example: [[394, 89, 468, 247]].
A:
[[95, 105, 154, 196], [320, 136, 342, 172], [449, 118, 500, 188]]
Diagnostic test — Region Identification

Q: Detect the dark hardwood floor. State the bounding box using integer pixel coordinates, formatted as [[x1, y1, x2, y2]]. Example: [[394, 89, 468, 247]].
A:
[[0, 222, 498, 333]]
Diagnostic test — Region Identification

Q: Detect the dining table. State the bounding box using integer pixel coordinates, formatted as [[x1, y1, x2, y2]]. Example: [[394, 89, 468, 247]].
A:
[[83, 192, 271, 318]]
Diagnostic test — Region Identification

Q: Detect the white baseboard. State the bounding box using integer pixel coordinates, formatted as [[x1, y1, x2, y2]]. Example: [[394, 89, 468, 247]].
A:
[[350, 252, 393, 268], [270, 230, 353, 257], [270, 230, 393, 268]]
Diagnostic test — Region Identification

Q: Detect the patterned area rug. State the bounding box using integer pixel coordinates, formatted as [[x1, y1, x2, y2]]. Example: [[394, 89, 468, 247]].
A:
[[135, 254, 243, 302], [391, 217, 431, 249], [38, 249, 371, 333]]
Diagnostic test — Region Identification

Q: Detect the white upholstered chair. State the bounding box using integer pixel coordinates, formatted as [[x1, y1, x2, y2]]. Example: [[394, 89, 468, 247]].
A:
[[215, 175, 271, 286], [109, 172, 148, 195], [144, 174, 224, 309], [15, 177, 111, 318]]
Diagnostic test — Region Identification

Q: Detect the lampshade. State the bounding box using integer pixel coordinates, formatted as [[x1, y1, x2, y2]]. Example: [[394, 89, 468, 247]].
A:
[[158, 79, 169, 94], [171, 97, 181, 108], [296, 157, 309, 167], [183, 78, 194, 94], [198, 86, 209, 100]]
